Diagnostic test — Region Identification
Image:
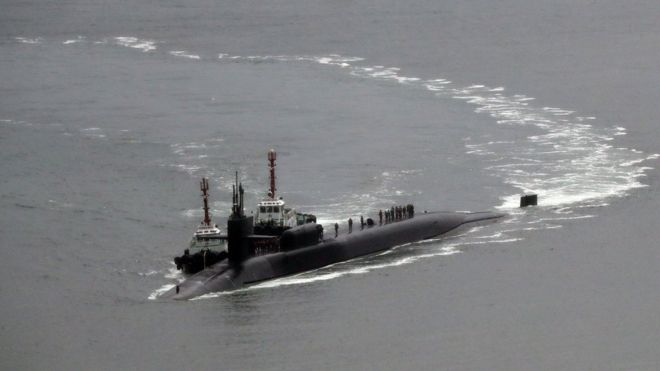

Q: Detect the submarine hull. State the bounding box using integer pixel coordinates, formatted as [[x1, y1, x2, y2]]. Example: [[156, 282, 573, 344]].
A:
[[162, 211, 503, 300]]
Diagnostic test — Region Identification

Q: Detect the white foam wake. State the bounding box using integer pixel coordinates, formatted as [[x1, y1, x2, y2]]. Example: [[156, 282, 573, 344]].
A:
[[114, 36, 157, 52], [148, 266, 185, 300], [450, 86, 655, 210], [15, 37, 42, 44], [63, 36, 85, 45], [169, 50, 201, 60], [212, 53, 657, 212]]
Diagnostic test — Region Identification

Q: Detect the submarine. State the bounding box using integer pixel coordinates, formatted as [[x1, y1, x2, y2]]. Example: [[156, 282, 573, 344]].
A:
[[160, 151, 504, 300]]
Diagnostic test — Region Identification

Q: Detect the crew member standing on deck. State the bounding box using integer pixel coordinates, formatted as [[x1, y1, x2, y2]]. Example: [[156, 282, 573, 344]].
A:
[[360, 215, 364, 230], [407, 204, 414, 218], [379, 210, 383, 225], [334, 222, 339, 237], [348, 218, 353, 233]]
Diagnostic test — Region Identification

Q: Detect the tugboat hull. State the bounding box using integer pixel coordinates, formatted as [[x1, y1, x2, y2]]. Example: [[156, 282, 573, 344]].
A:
[[174, 249, 228, 275]]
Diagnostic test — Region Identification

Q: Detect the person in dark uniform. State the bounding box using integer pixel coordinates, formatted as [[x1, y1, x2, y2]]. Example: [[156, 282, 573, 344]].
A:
[[360, 215, 364, 230], [334, 222, 339, 237], [390, 206, 395, 221], [407, 204, 414, 218], [379, 210, 383, 225], [348, 218, 353, 233]]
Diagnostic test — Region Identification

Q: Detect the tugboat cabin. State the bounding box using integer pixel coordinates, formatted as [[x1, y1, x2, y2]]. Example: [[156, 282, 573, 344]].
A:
[[255, 199, 296, 228]]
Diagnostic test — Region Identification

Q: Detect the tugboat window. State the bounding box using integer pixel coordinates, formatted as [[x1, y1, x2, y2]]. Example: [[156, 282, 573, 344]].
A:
[[260, 206, 266, 213], [267, 206, 273, 213], [273, 206, 280, 213]]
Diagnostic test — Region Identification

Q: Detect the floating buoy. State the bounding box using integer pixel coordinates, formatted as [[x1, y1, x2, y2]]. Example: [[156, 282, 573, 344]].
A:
[[520, 194, 538, 208]]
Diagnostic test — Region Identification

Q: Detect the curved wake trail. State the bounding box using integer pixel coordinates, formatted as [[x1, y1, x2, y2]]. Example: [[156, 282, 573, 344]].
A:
[[211, 52, 657, 210]]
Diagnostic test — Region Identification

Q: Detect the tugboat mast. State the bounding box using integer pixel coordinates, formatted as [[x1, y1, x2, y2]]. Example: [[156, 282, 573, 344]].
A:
[[200, 177, 211, 226], [268, 149, 277, 200]]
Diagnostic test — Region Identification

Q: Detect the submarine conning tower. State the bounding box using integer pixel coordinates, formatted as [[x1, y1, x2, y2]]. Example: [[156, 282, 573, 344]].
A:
[[227, 172, 254, 263]]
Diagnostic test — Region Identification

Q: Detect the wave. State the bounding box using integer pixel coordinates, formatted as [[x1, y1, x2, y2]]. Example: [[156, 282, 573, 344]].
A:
[[169, 50, 201, 60], [15, 37, 42, 45], [148, 266, 185, 300], [114, 36, 157, 52], [63, 36, 85, 45]]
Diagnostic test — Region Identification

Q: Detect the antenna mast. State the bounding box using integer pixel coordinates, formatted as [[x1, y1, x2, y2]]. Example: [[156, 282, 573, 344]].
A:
[[200, 178, 211, 226], [268, 149, 277, 199], [231, 171, 245, 217]]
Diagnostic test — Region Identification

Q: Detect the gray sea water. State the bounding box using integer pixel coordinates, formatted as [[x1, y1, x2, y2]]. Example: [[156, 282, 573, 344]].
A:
[[2, 1, 659, 370]]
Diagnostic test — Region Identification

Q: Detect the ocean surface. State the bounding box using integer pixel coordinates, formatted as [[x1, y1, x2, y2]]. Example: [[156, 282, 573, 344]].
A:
[[1, 1, 659, 369]]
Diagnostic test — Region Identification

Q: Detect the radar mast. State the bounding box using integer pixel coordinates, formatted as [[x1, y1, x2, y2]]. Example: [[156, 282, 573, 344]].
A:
[[268, 149, 277, 199], [200, 177, 211, 226]]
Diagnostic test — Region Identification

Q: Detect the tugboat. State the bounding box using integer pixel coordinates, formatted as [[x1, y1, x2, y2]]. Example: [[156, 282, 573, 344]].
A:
[[160, 150, 505, 300], [174, 178, 227, 274], [253, 149, 316, 236], [174, 150, 316, 274]]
